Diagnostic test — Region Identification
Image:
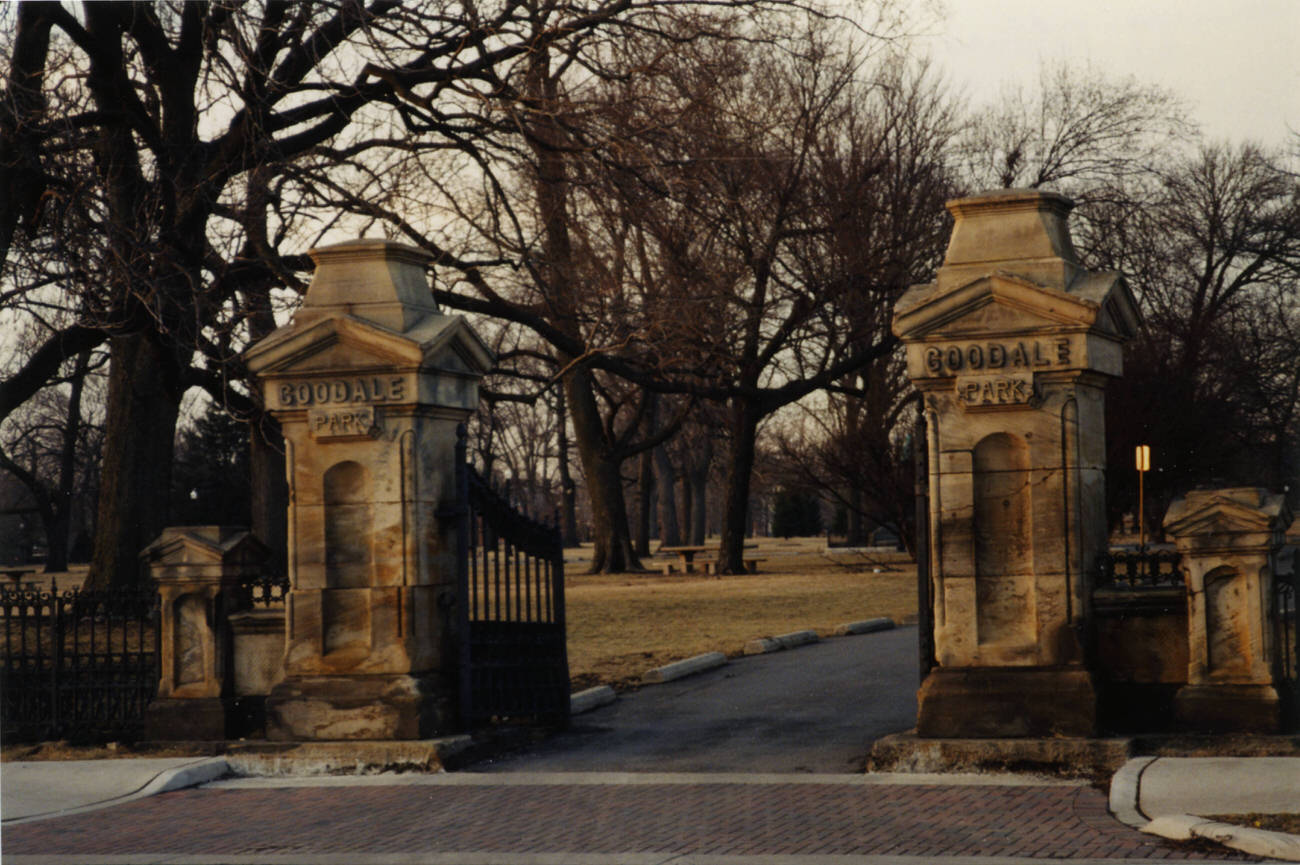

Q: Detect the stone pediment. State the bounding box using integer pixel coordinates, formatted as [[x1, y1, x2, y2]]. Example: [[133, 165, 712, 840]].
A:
[[893, 272, 1127, 341], [244, 312, 492, 378], [1163, 488, 1292, 538], [139, 527, 267, 567]]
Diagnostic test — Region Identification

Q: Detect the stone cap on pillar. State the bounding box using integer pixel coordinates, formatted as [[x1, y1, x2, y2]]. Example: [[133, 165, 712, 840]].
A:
[[243, 239, 494, 411], [140, 526, 271, 585], [293, 239, 441, 333], [892, 189, 1140, 380], [1163, 487, 1292, 547]]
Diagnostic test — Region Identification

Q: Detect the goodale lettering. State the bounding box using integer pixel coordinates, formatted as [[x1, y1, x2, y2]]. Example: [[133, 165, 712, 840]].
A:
[[921, 338, 1076, 377], [275, 376, 408, 407]]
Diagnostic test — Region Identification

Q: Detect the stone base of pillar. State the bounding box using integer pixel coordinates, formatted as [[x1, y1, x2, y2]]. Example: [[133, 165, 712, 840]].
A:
[[1173, 683, 1280, 733], [917, 666, 1096, 738], [266, 674, 457, 741], [145, 697, 230, 741]]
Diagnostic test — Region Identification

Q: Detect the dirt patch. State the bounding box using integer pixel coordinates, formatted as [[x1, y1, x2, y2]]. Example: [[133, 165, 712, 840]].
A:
[[2, 740, 219, 763], [1208, 814, 1300, 835]]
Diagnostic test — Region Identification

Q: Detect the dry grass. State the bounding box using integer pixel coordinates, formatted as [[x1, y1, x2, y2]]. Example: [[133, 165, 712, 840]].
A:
[[1207, 814, 1300, 835], [564, 537, 918, 689]]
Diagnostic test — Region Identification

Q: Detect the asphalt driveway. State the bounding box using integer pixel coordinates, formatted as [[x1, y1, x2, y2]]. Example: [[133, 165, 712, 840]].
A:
[[471, 624, 920, 773]]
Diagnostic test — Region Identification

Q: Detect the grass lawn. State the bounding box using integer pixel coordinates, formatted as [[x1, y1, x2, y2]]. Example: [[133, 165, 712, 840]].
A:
[[564, 536, 918, 690]]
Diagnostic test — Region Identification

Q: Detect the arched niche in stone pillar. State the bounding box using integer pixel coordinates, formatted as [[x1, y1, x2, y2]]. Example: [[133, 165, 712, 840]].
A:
[[1203, 565, 1248, 677], [972, 432, 1035, 647], [323, 460, 373, 660], [324, 461, 373, 589], [174, 593, 207, 687]]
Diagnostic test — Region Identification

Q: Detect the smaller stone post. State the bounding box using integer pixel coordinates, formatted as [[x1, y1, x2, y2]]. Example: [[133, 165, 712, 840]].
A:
[[1164, 487, 1292, 732], [142, 527, 269, 740]]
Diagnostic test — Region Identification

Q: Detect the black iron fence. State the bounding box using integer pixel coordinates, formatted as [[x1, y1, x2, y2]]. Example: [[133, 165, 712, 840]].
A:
[[1096, 549, 1184, 589], [1, 582, 161, 743], [235, 572, 290, 610], [453, 425, 569, 727]]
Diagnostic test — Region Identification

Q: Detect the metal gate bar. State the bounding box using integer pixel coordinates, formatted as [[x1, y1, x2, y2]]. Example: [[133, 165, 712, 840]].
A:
[[453, 425, 569, 727]]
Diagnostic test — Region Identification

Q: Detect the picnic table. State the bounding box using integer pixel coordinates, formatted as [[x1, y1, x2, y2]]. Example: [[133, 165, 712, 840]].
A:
[[3, 568, 35, 591], [658, 545, 711, 574], [656, 544, 761, 575]]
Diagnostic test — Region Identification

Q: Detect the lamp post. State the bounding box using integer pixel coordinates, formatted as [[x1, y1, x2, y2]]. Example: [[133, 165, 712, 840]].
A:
[[1136, 445, 1151, 550]]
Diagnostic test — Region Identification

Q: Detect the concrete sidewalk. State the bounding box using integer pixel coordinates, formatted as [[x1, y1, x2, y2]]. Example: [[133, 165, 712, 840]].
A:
[[1, 756, 227, 823], [1112, 756, 1300, 824], [1109, 756, 1300, 861]]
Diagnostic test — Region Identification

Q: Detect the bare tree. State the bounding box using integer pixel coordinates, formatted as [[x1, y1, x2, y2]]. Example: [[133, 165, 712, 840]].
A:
[[602, 43, 957, 572], [1084, 143, 1300, 523], [958, 61, 1194, 194]]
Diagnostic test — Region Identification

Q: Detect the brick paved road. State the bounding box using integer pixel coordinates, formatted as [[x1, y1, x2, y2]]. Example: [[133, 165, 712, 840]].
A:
[[3, 777, 1255, 861]]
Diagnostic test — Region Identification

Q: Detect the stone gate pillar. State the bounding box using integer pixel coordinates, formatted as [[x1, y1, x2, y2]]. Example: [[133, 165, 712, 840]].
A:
[[892, 190, 1139, 737], [244, 239, 492, 740], [1163, 487, 1291, 732]]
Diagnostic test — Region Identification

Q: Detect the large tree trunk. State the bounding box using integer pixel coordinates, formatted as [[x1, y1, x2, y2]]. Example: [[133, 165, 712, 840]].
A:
[[717, 400, 761, 574], [687, 436, 712, 545], [44, 350, 91, 572], [636, 448, 653, 556], [564, 364, 641, 573], [0, 2, 53, 267], [634, 394, 659, 556], [249, 413, 287, 575], [87, 334, 183, 587], [654, 445, 681, 548], [554, 386, 580, 547]]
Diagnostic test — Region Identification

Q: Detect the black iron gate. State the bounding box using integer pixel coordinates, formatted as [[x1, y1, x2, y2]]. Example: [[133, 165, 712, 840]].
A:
[[1, 582, 161, 742], [452, 426, 569, 727], [1274, 566, 1299, 730]]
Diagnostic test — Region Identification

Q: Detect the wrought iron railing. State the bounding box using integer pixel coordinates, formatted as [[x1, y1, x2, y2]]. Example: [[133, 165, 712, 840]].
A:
[[1, 581, 161, 743], [235, 572, 290, 610], [1096, 549, 1184, 589], [454, 425, 569, 727]]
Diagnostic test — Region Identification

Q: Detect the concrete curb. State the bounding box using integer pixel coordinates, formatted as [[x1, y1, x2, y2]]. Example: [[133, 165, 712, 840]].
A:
[[641, 652, 727, 683], [1142, 813, 1300, 861], [2, 756, 230, 825], [223, 737, 470, 777], [744, 629, 819, 655], [570, 685, 617, 714], [832, 617, 895, 636], [1108, 755, 1156, 828]]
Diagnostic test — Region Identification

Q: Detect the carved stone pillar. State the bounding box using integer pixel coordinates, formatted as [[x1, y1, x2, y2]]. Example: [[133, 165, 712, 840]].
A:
[[244, 240, 492, 740], [892, 190, 1139, 737]]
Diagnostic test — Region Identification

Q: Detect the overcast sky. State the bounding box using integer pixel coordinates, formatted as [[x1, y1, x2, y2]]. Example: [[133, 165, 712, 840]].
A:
[[916, 0, 1299, 146]]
